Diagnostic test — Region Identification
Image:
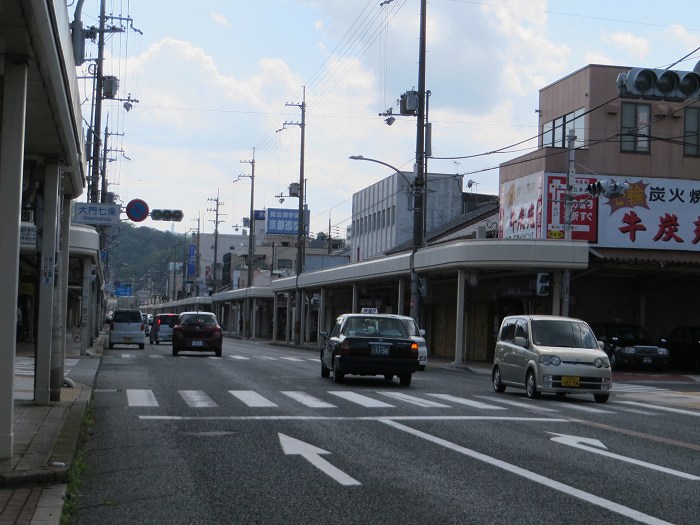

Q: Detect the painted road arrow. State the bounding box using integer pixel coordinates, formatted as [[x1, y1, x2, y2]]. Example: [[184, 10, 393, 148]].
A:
[[278, 433, 361, 486], [548, 433, 700, 481]]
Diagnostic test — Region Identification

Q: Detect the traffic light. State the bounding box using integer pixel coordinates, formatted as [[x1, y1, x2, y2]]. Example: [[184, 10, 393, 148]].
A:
[[586, 179, 629, 199], [151, 209, 184, 221], [536, 273, 550, 296], [616, 67, 700, 102]]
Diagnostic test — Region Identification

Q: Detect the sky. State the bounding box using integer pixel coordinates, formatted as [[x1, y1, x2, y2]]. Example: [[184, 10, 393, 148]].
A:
[[76, 0, 700, 238]]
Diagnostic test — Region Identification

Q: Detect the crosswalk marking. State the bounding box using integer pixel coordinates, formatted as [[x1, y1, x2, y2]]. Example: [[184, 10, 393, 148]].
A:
[[179, 390, 218, 408], [229, 390, 278, 407], [281, 391, 336, 408], [127, 389, 159, 407], [116, 387, 700, 417], [613, 384, 668, 393], [254, 356, 278, 361], [329, 391, 395, 408], [228, 355, 250, 360], [426, 394, 506, 410], [121, 353, 137, 359], [280, 356, 304, 362], [379, 392, 451, 408], [149, 354, 165, 359]]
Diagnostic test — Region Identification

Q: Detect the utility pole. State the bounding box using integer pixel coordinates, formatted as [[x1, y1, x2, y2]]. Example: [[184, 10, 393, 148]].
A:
[[410, 0, 427, 324], [285, 87, 306, 345], [240, 148, 256, 338], [89, 0, 107, 203], [562, 128, 576, 317], [207, 190, 225, 293]]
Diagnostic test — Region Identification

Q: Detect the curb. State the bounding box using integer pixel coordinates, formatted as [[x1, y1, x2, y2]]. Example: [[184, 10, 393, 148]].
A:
[[1, 385, 93, 488]]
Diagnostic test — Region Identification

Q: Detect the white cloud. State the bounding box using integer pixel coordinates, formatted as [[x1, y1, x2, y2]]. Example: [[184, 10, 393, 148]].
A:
[[602, 32, 650, 60], [209, 12, 229, 27]]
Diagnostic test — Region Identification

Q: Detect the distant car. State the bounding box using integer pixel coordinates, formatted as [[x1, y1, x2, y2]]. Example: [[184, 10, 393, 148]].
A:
[[492, 315, 612, 403], [150, 313, 179, 345], [108, 309, 146, 349], [591, 323, 669, 370], [172, 311, 223, 357], [320, 313, 419, 386], [665, 326, 700, 371], [386, 314, 428, 370]]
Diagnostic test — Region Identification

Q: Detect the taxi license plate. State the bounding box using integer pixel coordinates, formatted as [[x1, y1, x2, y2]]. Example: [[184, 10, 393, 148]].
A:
[[643, 357, 652, 364], [192, 340, 203, 347], [370, 344, 390, 356], [123, 337, 132, 342], [561, 376, 580, 387]]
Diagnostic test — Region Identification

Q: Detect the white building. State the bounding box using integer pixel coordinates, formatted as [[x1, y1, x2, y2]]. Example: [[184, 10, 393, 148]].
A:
[[351, 171, 465, 262]]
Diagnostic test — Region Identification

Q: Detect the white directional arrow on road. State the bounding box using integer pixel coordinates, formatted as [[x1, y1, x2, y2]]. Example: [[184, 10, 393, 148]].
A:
[[548, 433, 700, 481], [278, 433, 361, 486]]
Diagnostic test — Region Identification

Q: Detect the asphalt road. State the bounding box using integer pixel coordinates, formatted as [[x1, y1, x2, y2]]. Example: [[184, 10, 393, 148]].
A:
[[72, 339, 700, 525]]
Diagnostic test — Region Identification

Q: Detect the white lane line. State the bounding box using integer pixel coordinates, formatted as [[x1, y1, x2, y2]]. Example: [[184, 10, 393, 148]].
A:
[[228, 355, 250, 360], [229, 390, 278, 407], [475, 396, 559, 412], [121, 353, 137, 359], [554, 403, 615, 414], [179, 390, 218, 408], [307, 358, 320, 362], [141, 415, 569, 422], [615, 400, 700, 417], [426, 394, 507, 410], [126, 389, 159, 407], [148, 354, 165, 359], [281, 391, 337, 408], [254, 356, 278, 361], [280, 357, 305, 362], [379, 392, 450, 408], [328, 391, 395, 408], [382, 420, 674, 525]]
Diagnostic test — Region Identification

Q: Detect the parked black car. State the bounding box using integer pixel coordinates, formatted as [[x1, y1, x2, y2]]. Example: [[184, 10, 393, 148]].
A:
[[590, 323, 669, 370], [665, 326, 700, 371]]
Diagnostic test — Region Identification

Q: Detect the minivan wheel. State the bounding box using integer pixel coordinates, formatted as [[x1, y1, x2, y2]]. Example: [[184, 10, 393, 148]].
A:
[[492, 367, 506, 393], [526, 370, 540, 399], [594, 393, 609, 404]]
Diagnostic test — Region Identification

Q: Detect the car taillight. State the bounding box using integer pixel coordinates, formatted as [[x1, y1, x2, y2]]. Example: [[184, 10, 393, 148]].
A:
[[339, 339, 351, 356], [410, 342, 419, 355], [140, 323, 145, 332], [157, 318, 162, 325]]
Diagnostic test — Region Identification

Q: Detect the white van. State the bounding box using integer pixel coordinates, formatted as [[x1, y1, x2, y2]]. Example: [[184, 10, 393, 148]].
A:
[[108, 309, 146, 349]]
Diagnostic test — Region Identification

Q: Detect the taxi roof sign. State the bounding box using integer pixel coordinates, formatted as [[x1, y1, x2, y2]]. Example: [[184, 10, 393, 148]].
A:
[[360, 307, 379, 314]]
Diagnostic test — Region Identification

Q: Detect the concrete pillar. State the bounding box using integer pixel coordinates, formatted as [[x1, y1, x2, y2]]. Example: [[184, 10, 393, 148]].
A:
[[0, 57, 28, 459], [318, 287, 326, 337], [35, 165, 60, 404], [80, 256, 91, 356], [352, 283, 359, 313], [454, 269, 466, 366], [251, 297, 257, 339], [272, 293, 278, 343], [286, 293, 292, 343], [397, 278, 406, 315], [59, 194, 71, 384]]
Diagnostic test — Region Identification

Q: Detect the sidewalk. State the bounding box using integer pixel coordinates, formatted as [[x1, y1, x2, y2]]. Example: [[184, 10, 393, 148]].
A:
[[0, 336, 102, 525]]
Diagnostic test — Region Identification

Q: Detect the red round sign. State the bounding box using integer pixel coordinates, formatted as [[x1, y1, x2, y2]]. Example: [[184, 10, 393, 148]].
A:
[[125, 199, 149, 222]]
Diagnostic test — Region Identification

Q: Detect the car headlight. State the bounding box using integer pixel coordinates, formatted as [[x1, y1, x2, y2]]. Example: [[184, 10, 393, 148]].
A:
[[623, 347, 636, 354], [539, 355, 561, 366], [594, 357, 610, 368], [657, 348, 669, 355]]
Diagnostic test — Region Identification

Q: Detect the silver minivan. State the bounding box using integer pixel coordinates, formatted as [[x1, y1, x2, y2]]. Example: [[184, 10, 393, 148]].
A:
[[108, 309, 145, 349], [492, 315, 612, 403]]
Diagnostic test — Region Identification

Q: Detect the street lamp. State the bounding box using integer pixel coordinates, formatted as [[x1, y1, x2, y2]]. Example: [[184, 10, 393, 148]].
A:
[[349, 154, 421, 320]]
